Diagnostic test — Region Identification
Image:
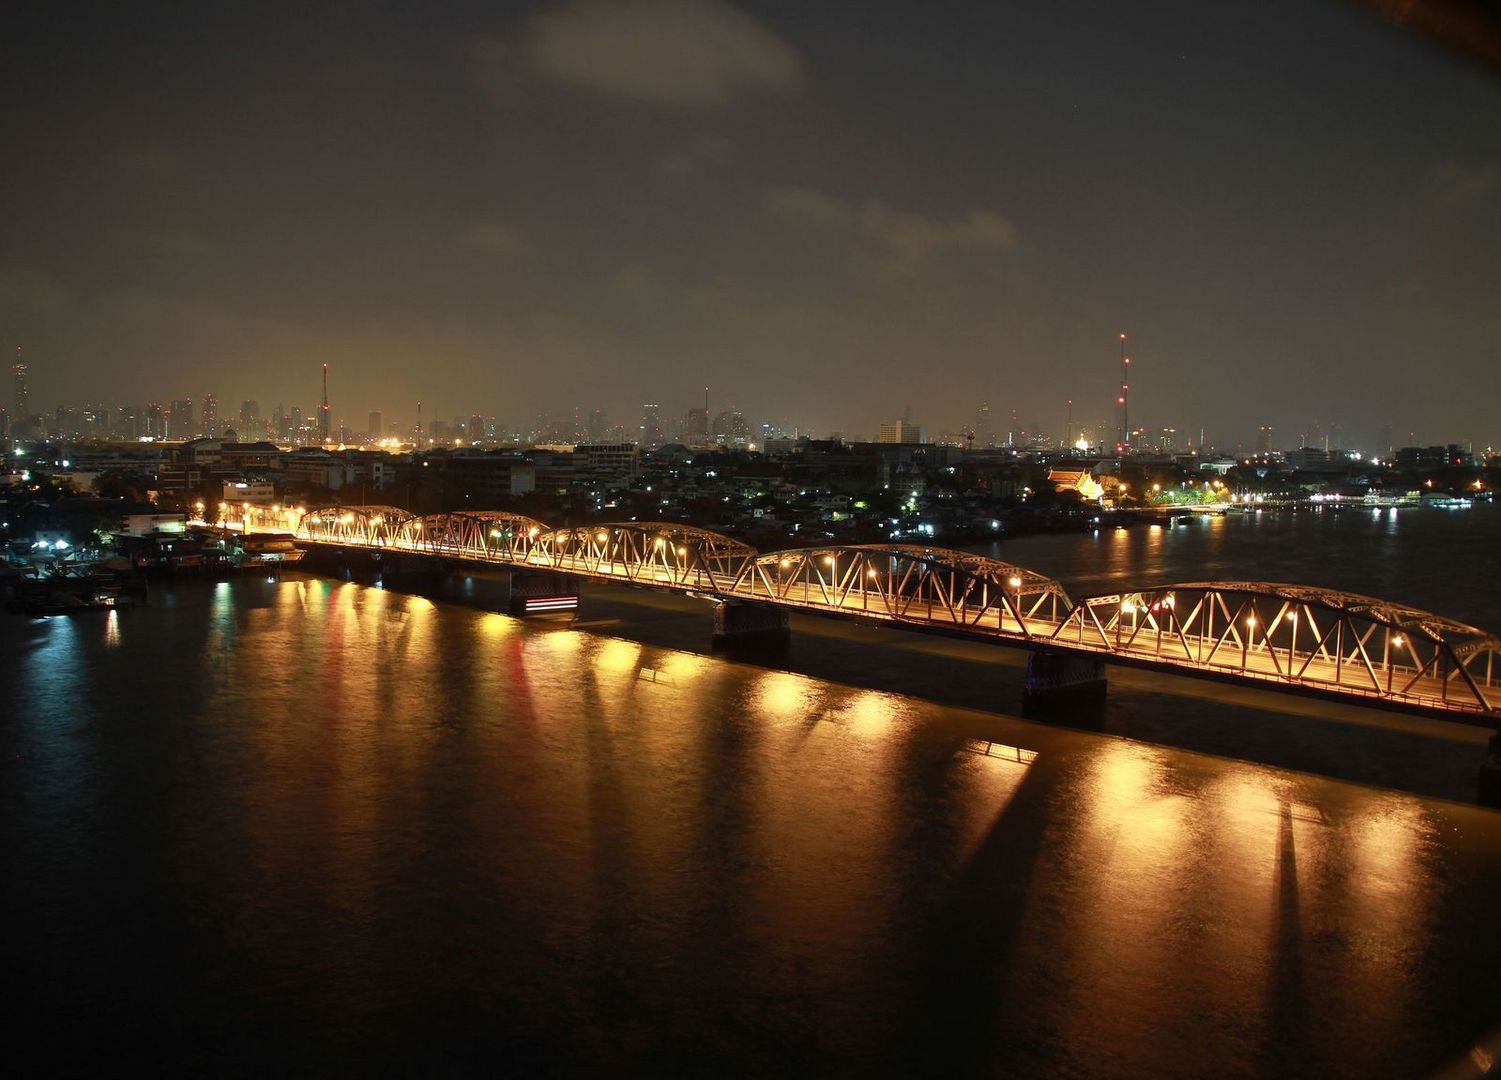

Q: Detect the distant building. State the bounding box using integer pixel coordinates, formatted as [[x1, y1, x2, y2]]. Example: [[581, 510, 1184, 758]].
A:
[[1256, 426, 1273, 455], [712, 410, 749, 448], [368, 411, 383, 439], [222, 479, 277, 505], [201, 394, 219, 438], [239, 400, 260, 439], [1394, 445, 1469, 469], [876, 420, 923, 444], [11, 356, 28, 424], [168, 399, 194, 439], [639, 404, 664, 448], [575, 442, 640, 480]]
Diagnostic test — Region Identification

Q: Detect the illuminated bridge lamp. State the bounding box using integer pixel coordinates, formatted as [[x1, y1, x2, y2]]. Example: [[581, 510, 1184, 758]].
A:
[[676, 546, 686, 556], [1008, 576, 1023, 589], [595, 531, 608, 544]]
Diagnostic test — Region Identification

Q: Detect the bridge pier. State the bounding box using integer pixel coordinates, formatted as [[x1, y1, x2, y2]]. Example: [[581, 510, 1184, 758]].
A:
[[508, 570, 580, 616], [1478, 734, 1501, 809], [1022, 649, 1107, 720], [712, 599, 790, 647]]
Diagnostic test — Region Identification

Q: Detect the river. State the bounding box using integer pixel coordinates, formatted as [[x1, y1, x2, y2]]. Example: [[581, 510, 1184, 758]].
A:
[[4, 506, 1501, 1076]]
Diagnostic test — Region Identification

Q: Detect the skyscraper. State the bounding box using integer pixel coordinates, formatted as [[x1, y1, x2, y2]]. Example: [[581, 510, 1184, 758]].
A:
[[11, 349, 28, 434], [202, 394, 220, 438], [318, 364, 331, 442], [639, 404, 664, 448], [168, 399, 194, 439], [240, 400, 261, 439], [368, 411, 383, 439]]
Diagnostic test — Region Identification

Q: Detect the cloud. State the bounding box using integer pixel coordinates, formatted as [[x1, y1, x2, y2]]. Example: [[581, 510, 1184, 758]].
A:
[[459, 221, 528, 255], [764, 185, 1018, 272], [658, 133, 738, 179], [1430, 161, 1499, 208], [519, 0, 802, 108], [134, 229, 224, 259]]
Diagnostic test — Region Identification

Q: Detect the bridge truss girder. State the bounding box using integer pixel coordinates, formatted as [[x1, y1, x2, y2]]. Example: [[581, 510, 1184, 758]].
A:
[[1055, 581, 1501, 715], [726, 544, 1070, 635], [533, 522, 757, 591], [297, 505, 414, 547], [394, 511, 551, 561]]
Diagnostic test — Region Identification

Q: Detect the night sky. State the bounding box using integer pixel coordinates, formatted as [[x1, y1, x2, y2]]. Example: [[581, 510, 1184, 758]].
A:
[[3, 1, 1499, 448]]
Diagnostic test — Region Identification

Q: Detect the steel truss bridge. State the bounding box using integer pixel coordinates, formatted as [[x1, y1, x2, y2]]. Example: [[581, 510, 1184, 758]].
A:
[[284, 506, 1501, 721]]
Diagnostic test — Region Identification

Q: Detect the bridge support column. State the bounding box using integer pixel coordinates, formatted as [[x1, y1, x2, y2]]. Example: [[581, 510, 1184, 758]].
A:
[[508, 571, 579, 616], [1022, 649, 1107, 719], [712, 599, 790, 647], [1478, 734, 1501, 809]]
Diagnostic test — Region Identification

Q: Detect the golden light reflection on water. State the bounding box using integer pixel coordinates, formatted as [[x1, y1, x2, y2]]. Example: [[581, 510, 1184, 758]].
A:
[[104, 608, 119, 647], [477, 612, 516, 639], [541, 628, 583, 657], [656, 649, 711, 682], [751, 669, 818, 722], [595, 637, 642, 673], [833, 689, 905, 740]]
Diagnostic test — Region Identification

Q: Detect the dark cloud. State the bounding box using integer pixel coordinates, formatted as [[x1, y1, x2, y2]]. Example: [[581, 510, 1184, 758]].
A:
[[514, 0, 802, 108]]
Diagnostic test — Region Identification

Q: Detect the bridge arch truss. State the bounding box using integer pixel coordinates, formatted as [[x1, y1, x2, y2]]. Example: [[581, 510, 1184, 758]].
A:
[[1055, 581, 1501, 714], [297, 505, 414, 547], [725, 544, 1071, 635], [394, 511, 552, 561], [533, 523, 757, 590]]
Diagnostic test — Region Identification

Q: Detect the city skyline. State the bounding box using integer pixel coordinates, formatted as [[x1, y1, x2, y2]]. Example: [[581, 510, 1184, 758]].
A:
[[2, 2, 1498, 448]]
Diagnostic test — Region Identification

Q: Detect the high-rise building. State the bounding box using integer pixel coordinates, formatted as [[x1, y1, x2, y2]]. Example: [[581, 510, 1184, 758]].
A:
[[685, 407, 709, 443], [712, 409, 748, 448], [468, 414, 484, 442], [290, 406, 303, 444], [587, 409, 608, 442], [368, 411, 383, 439], [144, 403, 163, 438], [639, 404, 664, 448], [11, 350, 28, 433], [1255, 426, 1273, 455], [318, 363, 331, 442], [201, 394, 219, 438], [975, 402, 994, 448], [168, 399, 194, 439], [240, 400, 261, 439]]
